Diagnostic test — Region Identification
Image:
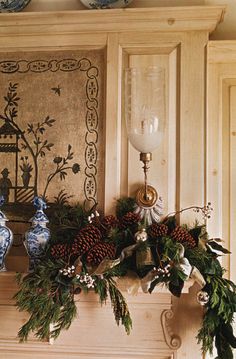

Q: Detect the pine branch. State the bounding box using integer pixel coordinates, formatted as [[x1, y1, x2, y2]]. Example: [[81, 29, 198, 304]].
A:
[[107, 278, 132, 335]]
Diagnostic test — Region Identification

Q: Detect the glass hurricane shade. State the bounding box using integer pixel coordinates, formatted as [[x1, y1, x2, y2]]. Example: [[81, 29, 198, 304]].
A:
[[124, 67, 166, 154]]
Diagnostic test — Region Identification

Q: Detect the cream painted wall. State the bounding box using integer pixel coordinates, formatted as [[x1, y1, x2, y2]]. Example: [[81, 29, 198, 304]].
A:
[[23, 0, 235, 40]]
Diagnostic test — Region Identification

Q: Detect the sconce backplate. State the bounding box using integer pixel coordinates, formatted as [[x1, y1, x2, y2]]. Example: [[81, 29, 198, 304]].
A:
[[136, 185, 158, 208]]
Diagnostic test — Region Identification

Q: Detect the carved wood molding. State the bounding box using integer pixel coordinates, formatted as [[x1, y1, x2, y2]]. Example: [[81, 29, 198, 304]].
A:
[[0, 6, 226, 36], [161, 309, 182, 351]]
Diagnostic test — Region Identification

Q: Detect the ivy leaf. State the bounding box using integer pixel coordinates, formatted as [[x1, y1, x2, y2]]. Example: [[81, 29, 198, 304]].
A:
[[207, 241, 231, 254], [148, 276, 166, 294], [169, 279, 184, 297], [189, 225, 205, 243]]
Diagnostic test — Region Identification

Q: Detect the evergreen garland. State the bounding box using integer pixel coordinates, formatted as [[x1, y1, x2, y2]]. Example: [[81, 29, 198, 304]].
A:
[[14, 197, 236, 358]]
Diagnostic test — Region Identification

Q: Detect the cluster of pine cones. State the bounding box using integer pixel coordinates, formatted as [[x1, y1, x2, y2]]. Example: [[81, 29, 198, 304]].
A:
[[50, 211, 197, 267], [148, 222, 196, 248], [50, 211, 140, 266]]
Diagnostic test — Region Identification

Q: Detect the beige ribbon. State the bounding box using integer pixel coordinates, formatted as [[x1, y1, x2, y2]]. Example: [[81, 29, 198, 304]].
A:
[[140, 244, 206, 293], [91, 242, 206, 293], [174, 244, 206, 288], [92, 243, 140, 276]]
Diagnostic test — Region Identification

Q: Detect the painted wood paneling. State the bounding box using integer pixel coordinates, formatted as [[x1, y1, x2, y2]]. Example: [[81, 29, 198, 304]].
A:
[[207, 40, 236, 358], [0, 7, 225, 359]]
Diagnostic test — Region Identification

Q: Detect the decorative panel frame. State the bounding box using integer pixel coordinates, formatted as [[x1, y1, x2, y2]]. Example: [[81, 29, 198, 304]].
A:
[[0, 6, 225, 359], [0, 51, 104, 211], [207, 41, 236, 282]]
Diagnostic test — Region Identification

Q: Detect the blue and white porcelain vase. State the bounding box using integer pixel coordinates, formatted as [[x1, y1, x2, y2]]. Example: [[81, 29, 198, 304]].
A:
[[80, 0, 133, 9], [0, 196, 13, 272], [24, 197, 50, 272], [0, 0, 32, 12]]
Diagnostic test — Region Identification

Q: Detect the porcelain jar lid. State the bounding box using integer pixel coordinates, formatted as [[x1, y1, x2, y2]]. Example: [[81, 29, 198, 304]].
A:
[[30, 197, 49, 223]]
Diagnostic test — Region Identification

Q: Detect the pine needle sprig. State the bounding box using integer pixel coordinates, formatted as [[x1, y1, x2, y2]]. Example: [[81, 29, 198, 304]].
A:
[[197, 274, 236, 358], [107, 277, 132, 335], [50, 297, 77, 339], [95, 276, 109, 304], [116, 197, 136, 218], [95, 275, 132, 334], [14, 260, 77, 341]]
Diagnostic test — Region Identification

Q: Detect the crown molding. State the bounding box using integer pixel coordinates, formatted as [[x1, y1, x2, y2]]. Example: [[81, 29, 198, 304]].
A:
[[0, 6, 226, 36]]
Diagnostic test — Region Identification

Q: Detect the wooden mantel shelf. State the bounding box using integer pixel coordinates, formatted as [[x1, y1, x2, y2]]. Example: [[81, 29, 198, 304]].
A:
[[0, 270, 195, 358], [0, 6, 226, 36], [0, 271, 194, 305]]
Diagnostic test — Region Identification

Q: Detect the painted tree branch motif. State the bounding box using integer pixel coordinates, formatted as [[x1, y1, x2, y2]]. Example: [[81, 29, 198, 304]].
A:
[[22, 115, 55, 194], [0, 82, 80, 204], [43, 145, 80, 198]]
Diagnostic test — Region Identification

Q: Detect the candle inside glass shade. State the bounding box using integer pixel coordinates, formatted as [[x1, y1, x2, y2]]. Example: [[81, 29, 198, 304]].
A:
[[125, 67, 166, 154]]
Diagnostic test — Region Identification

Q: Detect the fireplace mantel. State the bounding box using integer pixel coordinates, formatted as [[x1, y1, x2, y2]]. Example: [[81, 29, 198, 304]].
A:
[[0, 5, 225, 358], [0, 271, 194, 359]]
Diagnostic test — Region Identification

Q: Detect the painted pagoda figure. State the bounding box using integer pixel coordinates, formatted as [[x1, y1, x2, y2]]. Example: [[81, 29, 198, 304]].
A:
[[0, 119, 35, 203], [0, 168, 12, 203]]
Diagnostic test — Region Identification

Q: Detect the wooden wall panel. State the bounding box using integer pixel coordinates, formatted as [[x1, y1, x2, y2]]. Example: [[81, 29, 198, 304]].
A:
[[125, 51, 177, 216], [207, 42, 236, 282], [229, 86, 236, 281], [207, 41, 236, 358]]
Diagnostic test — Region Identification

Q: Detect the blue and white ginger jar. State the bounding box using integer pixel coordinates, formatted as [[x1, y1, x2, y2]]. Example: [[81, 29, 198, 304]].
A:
[[24, 197, 50, 272], [80, 0, 133, 9], [0, 0, 31, 12], [0, 196, 13, 272]]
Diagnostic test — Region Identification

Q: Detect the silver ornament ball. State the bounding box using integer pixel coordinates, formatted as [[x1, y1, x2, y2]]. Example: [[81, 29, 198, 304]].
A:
[[197, 290, 210, 306]]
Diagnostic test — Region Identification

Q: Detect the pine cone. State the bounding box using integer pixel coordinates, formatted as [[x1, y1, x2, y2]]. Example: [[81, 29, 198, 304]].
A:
[[120, 212, 140, 229], [100, 215, 119, 235], [148, 223, 168, 239], [50, 243, 71, 262], [86, 242, 116, 265], [171, 226, 196, 248], [71, 225, 102, 257]]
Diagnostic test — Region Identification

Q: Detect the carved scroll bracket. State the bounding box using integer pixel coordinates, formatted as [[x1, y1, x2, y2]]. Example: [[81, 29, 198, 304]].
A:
[[161, 309, 182, 351]]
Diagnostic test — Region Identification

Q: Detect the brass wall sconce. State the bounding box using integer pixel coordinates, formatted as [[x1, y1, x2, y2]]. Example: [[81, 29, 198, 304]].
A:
[[125, 66, 166, 223]]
